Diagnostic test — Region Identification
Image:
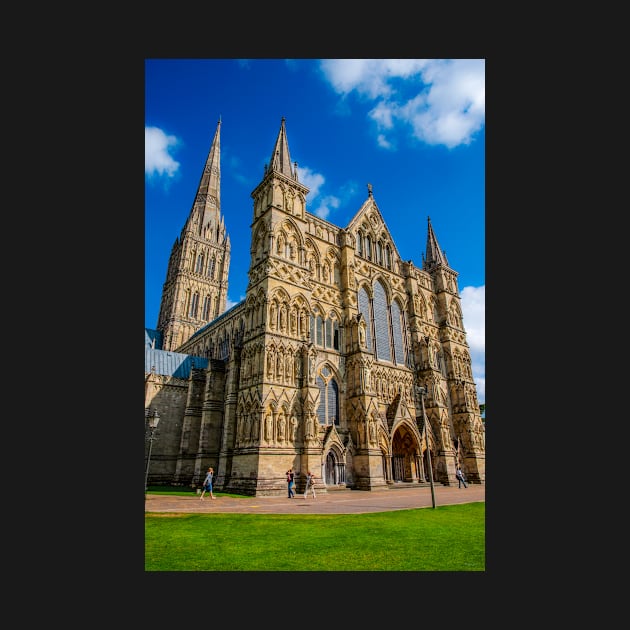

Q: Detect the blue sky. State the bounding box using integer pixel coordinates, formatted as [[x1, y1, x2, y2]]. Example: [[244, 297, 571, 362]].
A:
[[145, 59, 485, 402]]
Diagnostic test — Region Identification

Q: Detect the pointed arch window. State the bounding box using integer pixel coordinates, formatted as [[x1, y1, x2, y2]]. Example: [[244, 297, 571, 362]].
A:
[[190, 292, 200, 318], [202, 296, 211, 321], [327, 379, 339, 425], [316, 376, 327, 424], [195, 253, 204, 274], [357, 230, 363, 256], [373, 281, 391, 361], [391, 299, 406, 365], [316, 372, 339, 426], [310, 313, 341, 351]]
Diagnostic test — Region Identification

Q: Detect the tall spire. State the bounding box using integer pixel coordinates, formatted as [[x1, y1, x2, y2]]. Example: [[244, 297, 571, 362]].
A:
[[268, 117, 295, 179], [186, 118, 222, 238], [157, 117, 231, 350], [423, 216, 449, 271]]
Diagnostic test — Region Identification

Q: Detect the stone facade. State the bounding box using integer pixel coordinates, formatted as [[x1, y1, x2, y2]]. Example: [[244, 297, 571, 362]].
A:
[[145, 117, 485, 496]]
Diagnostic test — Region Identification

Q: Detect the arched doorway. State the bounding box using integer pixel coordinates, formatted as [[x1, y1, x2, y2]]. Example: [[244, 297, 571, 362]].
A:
[[324, 449, 346, 485], [392, 426, 420, 482]]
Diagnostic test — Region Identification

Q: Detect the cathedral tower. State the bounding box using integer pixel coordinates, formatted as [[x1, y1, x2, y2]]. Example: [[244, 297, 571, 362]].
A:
[[413, 216, 485, 482], [156, 119, 231, 351], [227, 117, 315, 494]]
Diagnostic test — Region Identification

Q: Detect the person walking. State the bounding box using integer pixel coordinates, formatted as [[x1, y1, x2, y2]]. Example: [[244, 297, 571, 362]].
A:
[[455, 466, 468, 489], [200, 467, 216, 500], [286, 468, 295, 498], [303, 471, 316, 499]]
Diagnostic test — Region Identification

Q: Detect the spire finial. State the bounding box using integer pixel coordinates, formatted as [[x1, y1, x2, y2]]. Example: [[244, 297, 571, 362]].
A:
[[367, 183, 373, 197]]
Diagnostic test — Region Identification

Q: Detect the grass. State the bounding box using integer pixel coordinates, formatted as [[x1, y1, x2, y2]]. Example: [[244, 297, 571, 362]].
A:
[[145, 486, 485, 571]]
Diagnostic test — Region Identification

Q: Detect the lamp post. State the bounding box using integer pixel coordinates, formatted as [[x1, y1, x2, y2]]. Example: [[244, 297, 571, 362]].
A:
[[418, 386, 436, 509], [144, 408, 160, 498]]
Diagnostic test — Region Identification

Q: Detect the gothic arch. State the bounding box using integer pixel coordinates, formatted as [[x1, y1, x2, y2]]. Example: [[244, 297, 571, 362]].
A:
[[304, 238, 321, 275], [391, 422, 419, 482], [269, 286, 291, 304], [322, 428, 346, 486], [250, 221, 269, 260], [276, 217, 304, 246], [372, 274, 393, 303], [357, 281, 373, 299]]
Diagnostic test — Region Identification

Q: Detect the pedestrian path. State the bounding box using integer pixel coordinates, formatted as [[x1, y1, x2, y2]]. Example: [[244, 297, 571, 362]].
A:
[[145, 483, 485, 515]]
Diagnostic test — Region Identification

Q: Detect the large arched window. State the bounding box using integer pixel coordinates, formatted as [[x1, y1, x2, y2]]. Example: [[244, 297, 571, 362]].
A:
[[373, 281, 391, 361], [391, 299, 405, 365], [316, 366, 339, 425]]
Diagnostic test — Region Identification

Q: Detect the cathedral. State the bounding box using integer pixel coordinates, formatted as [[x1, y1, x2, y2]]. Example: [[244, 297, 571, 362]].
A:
[[144, 117, 485, 497]]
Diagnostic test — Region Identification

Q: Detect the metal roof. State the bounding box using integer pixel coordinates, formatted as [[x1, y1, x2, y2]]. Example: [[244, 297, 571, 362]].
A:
[[145, 328, 163, 350], [145, 347, 209, 379]]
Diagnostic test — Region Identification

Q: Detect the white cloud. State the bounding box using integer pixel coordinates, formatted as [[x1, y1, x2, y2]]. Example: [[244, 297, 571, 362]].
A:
[[320, 59, 485, 149], [312, 195, 341, 220], [296, 165, 349, 220], [320, 58, 430, 99], [376, 134, 392, 149], [460, 284, 485, 404], [297, 165, 325, 199], [145, 126, 180, 179]]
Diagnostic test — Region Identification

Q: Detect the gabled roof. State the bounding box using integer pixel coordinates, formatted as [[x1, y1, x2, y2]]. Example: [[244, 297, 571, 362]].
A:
[[345, 185, 405, 261]]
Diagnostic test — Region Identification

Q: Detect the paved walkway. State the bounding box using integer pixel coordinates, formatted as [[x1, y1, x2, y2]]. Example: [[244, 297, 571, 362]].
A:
[[145, 483, 485, 515]]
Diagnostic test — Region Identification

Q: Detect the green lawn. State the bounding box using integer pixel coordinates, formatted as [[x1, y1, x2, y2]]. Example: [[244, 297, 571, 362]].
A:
[[145, 498, 485, 571]]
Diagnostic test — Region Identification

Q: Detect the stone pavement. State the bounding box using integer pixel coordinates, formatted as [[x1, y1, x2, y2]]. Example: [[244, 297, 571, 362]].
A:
[[145, 483, 485, 515]]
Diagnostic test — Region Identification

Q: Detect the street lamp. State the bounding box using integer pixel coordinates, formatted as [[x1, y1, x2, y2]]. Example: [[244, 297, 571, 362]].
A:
[[418, 386, 436, 509], [144, 408, 160, 498]]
